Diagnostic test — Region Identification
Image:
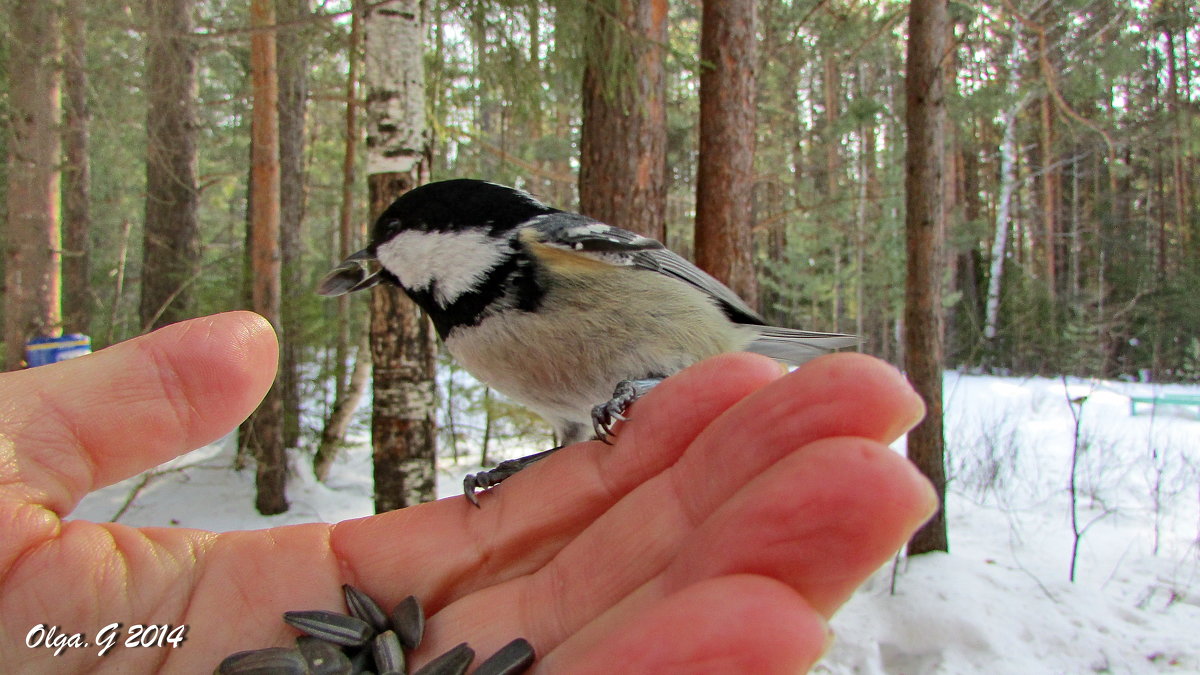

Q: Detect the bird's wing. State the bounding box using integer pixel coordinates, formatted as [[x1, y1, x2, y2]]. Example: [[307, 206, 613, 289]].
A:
[[524, 213, 766, 325], [525, 212, 858, 361]]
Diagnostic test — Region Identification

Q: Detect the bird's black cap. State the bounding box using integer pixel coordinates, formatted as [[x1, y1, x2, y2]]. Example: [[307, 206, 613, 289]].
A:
[[370, 179, 557, 245]]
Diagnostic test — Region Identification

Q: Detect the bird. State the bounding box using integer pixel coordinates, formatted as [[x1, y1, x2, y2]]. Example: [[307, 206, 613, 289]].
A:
[[317, 179, 857, 506]]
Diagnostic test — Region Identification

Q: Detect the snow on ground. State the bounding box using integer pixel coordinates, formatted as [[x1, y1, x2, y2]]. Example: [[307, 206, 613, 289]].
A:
[[820, 373, 1200, 674], [72, 371, 1200, 673]]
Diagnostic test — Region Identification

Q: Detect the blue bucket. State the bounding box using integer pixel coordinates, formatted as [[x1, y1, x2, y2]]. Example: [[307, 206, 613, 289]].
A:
[[25, 334, 92, 368]]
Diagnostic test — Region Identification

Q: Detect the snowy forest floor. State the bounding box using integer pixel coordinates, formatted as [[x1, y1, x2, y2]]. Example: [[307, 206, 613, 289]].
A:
[[73, 371, 1200, 674]]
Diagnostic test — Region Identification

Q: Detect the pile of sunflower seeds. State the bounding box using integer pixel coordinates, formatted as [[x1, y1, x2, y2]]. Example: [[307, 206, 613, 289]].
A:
[[216, 584, 534, 675]]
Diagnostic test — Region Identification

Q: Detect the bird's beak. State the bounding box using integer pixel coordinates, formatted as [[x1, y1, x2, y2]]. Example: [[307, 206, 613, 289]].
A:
[[316, 248, 383, 296]]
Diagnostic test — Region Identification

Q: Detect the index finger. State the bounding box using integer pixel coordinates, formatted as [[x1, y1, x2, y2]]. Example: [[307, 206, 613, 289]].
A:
[[0, 311, 278, 516]]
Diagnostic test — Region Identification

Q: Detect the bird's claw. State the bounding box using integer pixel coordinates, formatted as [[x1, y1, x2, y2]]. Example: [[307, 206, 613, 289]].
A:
[[464, 466, 508, 508], [462, 448, 562, 507], [591, 379, 645, 443]]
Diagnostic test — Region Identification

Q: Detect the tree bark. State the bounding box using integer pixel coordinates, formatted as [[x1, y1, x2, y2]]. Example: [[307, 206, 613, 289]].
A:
[[4, 0, 62, 370], [335, 0, 364, 404], [62, 0, 92, 336], [904, 0, 949, 556], [695, 0, 758, 307], [320, 0, 364, 468], [365, 0, 438, 512], [983, 39, 1025, 343], [141, 0, 199, 332], [579, 0, 668, 240], [246, 0, 287, 515], [314, 329, 371, 482], [278, 0, 309, 450], [1038, 94, 1058, 299]]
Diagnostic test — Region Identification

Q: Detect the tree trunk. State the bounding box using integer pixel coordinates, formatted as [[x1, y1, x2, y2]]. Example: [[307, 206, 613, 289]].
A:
[[62, 0, 92, 336], [278, 0, 309, 450], [4, 0, 62, 370], [983, 39, 1024, 343], [246, 0, 287, 516], [141, 0, 199, 332], [695, 0, 758, 307], [1165, 25, 1190, 274], [823, 48, 843, 332], [1038, 94, 1058, 299], [334, 0, 364, 405], [579, 0, 668, 240], [364, 0, 438, 512], [320, 0, 365, 469], [314, 329, 371, 482], [904, 0, 949, 556]]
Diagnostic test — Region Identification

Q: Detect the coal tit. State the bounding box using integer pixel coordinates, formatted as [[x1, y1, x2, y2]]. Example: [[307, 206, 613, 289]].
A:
[[317, 179, 856, 505]]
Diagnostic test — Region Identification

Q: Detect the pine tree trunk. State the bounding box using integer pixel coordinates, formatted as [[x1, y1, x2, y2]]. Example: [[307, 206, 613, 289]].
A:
[[695, 0, 758, 307], [364, 0, 438, 512], [141, 0, 199, 332], [62, 0, 91, 336], [904, 0, 949, 556], [278, 0, 309, 450], [579, 0, 668, 240], [4, 0, 62, 370], [247, 0, 287, 515], [1038, 94, 1058, 300]]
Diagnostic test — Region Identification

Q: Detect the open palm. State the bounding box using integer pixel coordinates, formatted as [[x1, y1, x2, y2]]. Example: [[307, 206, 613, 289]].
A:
[[0, 311, 932, 674]]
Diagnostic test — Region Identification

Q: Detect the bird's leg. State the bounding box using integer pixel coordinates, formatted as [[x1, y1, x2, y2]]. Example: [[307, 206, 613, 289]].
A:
[[464, 379, 662, 507], [463, 447, 562, 507], [591, 377, 663, 443]]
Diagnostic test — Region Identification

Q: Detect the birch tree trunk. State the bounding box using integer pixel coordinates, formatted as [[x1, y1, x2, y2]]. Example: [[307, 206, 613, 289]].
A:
[[579, 0, 668, 240], [364, 0, 438, 512], [246, 0, 287, 515], [695, 0, 758, 307], [141, 0, 199, 332], [983, 38, 1025, 342], [904, 0, 949, 556], [4, 0, 62, 369]]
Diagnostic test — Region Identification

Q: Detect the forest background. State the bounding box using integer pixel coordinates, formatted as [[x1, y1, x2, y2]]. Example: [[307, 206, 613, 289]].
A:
[[1, 0, 1197, 517]]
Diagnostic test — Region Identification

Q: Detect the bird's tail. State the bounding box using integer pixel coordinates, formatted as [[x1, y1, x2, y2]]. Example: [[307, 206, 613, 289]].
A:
[[745, 327, 860, 366]]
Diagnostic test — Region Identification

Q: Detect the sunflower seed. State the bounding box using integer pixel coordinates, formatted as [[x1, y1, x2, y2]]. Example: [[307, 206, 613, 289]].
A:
[[345, 645, 372, 673], [284, 609, 374, 647], [216, 646, 309, 674], [412, 642, 474, 675], [343, 584, 391, 634], [474, 638, 535, 675], [296, 635, 353, 675], [371, 629, 406, 674], [390, 595, 425, 650]]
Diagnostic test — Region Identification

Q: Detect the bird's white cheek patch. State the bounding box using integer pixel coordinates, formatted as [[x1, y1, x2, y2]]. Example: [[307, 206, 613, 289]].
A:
[[376, 229, 507, 305]]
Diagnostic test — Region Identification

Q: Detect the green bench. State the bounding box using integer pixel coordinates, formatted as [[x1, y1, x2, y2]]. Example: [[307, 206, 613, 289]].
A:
[[1129, 394, 1200, 417]]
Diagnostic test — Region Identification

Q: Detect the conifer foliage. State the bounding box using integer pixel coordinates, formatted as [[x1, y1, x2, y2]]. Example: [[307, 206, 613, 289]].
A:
[[1, 2, 1196, 516]]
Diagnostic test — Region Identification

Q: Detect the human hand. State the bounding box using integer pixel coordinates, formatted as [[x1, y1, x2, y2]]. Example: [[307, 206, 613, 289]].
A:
[[0, 311, 934, 673]]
